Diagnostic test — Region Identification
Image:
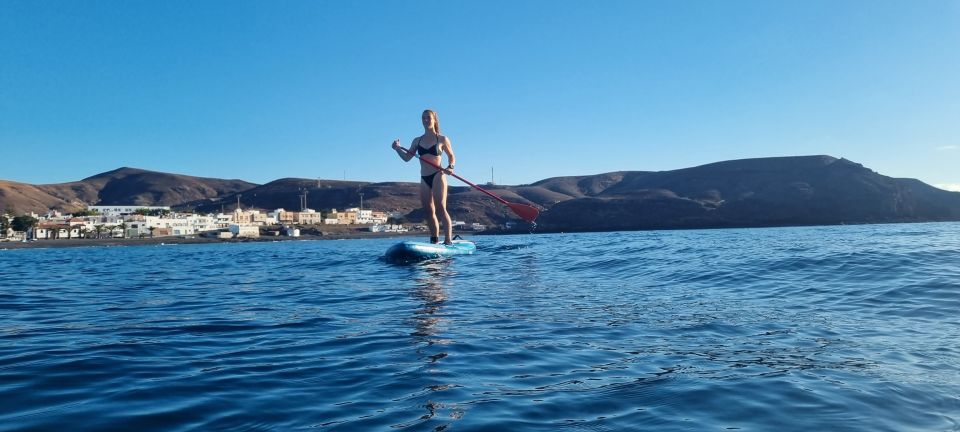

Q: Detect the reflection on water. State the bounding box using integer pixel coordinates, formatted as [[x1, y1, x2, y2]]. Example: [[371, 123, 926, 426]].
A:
[[410, 260, 453, 340], [401, 259, 463, 429]]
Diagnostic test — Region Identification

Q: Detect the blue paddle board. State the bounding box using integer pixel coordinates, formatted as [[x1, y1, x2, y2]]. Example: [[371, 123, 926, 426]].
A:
[[385, 239, 476, 262]]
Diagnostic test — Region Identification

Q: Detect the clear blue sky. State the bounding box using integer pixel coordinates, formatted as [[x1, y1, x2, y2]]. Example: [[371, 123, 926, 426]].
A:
[[2, 1, 958, 190]]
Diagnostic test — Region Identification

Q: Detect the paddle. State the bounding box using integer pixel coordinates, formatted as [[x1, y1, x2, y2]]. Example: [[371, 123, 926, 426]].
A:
[[395, 146, 540, 223]]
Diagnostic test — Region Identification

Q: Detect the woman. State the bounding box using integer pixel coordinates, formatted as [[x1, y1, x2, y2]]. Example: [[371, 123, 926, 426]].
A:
[[392, 109, 456, 245]]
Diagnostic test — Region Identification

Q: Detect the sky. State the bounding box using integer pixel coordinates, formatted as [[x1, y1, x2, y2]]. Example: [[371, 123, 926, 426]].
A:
[[2, 0, 959, 190]]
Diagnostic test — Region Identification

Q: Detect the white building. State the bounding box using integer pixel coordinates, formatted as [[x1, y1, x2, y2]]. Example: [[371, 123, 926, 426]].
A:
[[229, 224, 260, 238], [215, 213, 234, 227], [121, 214, 222, 237], [184, 215, 218, 233], [269, 208, 296, 223], [89, 205, 171, 216], [369, 224, 409, 233], [232, 208, 267, 225], [336, 208, 389, 225], [33, 223, 83, 239], [355, 209, 373, 223], [297, 209, 324, 225]]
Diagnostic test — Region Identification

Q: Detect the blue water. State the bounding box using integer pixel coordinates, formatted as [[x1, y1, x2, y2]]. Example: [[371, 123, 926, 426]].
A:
[[1, 223, 959, 431]]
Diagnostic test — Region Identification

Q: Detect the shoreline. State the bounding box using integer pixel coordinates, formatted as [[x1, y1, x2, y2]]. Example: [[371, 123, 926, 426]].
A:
[[8, 220, 958, 251], [0, 228, 433, 250]]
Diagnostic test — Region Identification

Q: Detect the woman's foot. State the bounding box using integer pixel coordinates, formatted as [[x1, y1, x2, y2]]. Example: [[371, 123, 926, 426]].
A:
[[430, 236, 439, 244]]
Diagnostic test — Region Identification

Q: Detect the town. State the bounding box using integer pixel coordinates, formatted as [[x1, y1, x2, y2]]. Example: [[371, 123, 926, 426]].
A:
[[0, 205, 489, 242]]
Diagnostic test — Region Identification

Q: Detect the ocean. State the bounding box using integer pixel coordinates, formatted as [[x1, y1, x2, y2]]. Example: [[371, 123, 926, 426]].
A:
[[1, 223, 958, 431]]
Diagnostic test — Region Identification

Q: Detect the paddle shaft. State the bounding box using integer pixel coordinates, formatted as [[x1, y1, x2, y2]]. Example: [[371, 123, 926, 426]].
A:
[[397, 147, 512, 206]]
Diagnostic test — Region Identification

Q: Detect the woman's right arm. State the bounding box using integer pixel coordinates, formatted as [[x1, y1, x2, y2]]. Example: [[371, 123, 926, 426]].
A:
[[392, 138, 416, 162]]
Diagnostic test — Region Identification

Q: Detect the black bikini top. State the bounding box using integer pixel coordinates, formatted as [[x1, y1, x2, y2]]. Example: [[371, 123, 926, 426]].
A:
[[416, 135, 442, 156]]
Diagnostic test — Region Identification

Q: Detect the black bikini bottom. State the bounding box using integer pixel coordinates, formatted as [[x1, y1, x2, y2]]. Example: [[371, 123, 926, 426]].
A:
[[421, 172, 438, 189]]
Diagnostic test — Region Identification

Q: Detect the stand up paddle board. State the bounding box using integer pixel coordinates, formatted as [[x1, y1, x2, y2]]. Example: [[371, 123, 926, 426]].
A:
[[385, 239, 476, 262]]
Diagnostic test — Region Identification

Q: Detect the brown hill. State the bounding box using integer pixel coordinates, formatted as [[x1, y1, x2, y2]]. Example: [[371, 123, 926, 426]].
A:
[[5, 157, 960, 232], [0, 167, 257, 215], [187, 155, 960, 230], [535, 156, 960, 231], [0, 180, 86, 214]]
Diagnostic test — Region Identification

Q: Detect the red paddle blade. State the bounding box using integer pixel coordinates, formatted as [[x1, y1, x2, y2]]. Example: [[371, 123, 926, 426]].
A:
[[508, 202, 540, 223]]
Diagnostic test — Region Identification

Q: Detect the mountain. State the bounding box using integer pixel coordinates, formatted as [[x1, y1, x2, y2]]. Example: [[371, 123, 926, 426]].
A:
[[534, 156, 960, 231], [119, 155, 960, 229], [0, 167, 257, 215], [3, 156, 960, 232], [0, 180, 82, 215]]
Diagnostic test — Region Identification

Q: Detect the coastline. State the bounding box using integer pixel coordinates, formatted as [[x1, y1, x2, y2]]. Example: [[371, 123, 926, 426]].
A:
[[0, 227, 428, 250]]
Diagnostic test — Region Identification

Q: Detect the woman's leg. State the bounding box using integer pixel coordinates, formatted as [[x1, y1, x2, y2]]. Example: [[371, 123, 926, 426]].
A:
[[420, 180, 439, 242], [433, 174, 453, 244]]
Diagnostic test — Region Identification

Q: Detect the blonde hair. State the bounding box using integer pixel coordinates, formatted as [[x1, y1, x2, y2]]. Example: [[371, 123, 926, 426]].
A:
[[423, 109, 440, 135]]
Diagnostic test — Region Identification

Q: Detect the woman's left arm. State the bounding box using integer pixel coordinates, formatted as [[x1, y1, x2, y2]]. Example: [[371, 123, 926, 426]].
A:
[[442, 136, 456, 172]]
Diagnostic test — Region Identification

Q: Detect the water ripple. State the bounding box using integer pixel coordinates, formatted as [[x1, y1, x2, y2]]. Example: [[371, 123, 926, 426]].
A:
[[1, 224, 959, 431]]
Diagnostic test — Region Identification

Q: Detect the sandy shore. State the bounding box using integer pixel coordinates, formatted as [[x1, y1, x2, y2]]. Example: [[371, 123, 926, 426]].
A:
[[0, 226, 431, 250]]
